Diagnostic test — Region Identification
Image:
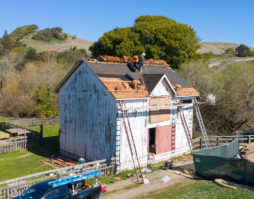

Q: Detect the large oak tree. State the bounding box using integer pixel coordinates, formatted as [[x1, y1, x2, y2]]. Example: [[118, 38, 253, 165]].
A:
[[90, 15, 200, 68]]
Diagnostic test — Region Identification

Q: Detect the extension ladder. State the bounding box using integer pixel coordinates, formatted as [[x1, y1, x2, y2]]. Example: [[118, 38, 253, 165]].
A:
[[118, 101, 144, 184], [171, 109, 176, 151], [178, 106, 193, 152], [139, 71, 146, 89], [193, 98, 210, 148]]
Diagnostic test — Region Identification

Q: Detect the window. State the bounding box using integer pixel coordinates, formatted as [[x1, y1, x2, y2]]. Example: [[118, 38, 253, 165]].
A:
[[180, 99, 192, 104], [56, 186, 70, 199], [44, 191, 56, 199]]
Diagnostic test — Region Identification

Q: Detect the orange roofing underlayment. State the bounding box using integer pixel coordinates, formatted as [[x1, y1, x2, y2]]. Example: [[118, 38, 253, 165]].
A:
[[99, 77, 149, 99], [175, 87, 199, 96]]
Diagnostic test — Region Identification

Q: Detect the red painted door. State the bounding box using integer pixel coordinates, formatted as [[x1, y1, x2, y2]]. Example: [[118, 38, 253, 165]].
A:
[[155, 125, 172, 154]]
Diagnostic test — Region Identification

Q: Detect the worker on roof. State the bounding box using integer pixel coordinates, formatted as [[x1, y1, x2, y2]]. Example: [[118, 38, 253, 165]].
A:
[[131, 80, 140, 89], [137, 52, 145, 71]]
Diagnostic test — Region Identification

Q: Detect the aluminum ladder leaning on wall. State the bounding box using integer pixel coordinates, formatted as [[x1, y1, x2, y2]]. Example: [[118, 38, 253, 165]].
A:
[[178, 106, 193, 152], [193, 98, 210, 148], [118, 101, 144, 184]]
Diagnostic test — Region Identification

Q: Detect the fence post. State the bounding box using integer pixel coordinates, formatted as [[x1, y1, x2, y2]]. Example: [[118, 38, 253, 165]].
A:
[[216, 137, 220, 146], [248, 136, 251, 144], [200, 137, 202, 149], [111, 157, 116, 174], [39, 125, 43, 146]]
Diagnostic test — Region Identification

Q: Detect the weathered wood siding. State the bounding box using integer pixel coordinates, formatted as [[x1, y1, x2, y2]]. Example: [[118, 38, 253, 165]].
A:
[[150, 78, 173, 97], [117, 99, 149, 170], [59, 62, 117, 161]]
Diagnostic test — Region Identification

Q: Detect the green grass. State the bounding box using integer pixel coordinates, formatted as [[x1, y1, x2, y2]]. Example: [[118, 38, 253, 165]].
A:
[[0, 124, 59, 181], [137, 181, 254, 199], [0, 117, 13, 122], [86, 169, 137, 185], [0, 150, 49, 181]]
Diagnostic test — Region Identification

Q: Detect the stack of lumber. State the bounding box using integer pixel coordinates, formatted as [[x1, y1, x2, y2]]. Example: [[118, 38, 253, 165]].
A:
[[97, 55, 169, 66], [144, 58, 169, 66], [240, 142, 254, 161], [42, 156, 76, 169], [98, 55, 123, 63]]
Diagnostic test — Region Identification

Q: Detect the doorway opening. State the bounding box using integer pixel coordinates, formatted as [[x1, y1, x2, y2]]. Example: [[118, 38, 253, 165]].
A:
[[149, 128, 156, 154]]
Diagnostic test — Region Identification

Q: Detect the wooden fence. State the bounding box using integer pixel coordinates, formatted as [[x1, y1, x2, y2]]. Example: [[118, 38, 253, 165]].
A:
[[0, 138, 27, 154], [0, 122, 42, 154], [8, 118, 59, 128], [0, 158, 116, 199], [193, 135, 254, 150]]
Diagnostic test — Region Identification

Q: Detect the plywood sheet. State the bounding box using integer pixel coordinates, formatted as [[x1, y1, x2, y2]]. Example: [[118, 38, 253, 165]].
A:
[[149, 97, 170, 123], [155, 125, 172, 154], [0, 131, 10, 139]]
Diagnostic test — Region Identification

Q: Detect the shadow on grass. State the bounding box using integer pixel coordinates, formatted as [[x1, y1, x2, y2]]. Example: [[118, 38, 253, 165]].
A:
[[28, 135, 59, 159]]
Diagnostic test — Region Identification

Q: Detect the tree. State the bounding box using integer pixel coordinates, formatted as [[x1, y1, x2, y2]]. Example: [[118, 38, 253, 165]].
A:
[[1, 30, 12, 53], [209, 63, 254, 134], [36, 84, 59, 117], [179, 61, 212, 101], [90, 15, 200, 68], [89, 27, 144, 58], [235, 44, 250, 57], [10, 24, 38, 40]]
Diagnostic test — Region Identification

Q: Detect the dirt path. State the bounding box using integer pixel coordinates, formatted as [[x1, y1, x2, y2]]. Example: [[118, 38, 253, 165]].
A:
[[101, 169, 195, 199], [209, 57, 254, 68]]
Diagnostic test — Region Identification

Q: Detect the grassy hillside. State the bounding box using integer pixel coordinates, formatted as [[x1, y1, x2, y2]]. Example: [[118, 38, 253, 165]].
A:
[[21, 33, 93, 53], [198, 42, 254, 55]]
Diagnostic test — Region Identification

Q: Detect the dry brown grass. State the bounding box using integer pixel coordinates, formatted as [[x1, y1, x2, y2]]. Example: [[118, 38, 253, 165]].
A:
[[21, 34, 93, 53]]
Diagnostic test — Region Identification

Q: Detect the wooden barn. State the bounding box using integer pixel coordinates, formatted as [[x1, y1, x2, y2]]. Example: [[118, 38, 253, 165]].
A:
[[55, 58, 199, 171]]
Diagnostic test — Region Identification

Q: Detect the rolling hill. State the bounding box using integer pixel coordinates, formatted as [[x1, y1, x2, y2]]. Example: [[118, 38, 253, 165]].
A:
[[21, 33, 93, 53], [198, 42, 254, 55]]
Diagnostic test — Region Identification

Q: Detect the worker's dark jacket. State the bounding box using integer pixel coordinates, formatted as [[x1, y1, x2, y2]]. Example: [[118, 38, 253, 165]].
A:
[[138, 55, 145, 65]]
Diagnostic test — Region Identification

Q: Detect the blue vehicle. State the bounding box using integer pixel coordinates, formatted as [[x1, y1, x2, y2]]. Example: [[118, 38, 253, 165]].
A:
[[13, 170, 105, 199]]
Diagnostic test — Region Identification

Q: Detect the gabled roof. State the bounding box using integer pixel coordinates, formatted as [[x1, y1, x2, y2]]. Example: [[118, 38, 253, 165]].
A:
[[55, 58, 199, 97], [143, 74, 177, 96]]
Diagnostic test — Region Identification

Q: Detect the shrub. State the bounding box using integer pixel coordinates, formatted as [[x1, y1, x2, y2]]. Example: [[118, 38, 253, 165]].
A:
[[57, 47, 89, 64], [249, 50, 254, 57], [225, 48, 235, 55], [12, 46, 29, 55], [25, 48, 39, 61], [32, 27, 67, 41]]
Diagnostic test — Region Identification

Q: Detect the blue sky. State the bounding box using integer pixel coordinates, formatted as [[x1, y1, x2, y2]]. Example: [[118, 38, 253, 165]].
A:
[[0, 0, 253, 46]]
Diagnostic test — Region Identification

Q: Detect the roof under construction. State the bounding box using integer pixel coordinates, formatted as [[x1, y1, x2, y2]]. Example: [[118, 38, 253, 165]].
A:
[[55, 58, 199, 98], [99, 77, 148, 99]]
